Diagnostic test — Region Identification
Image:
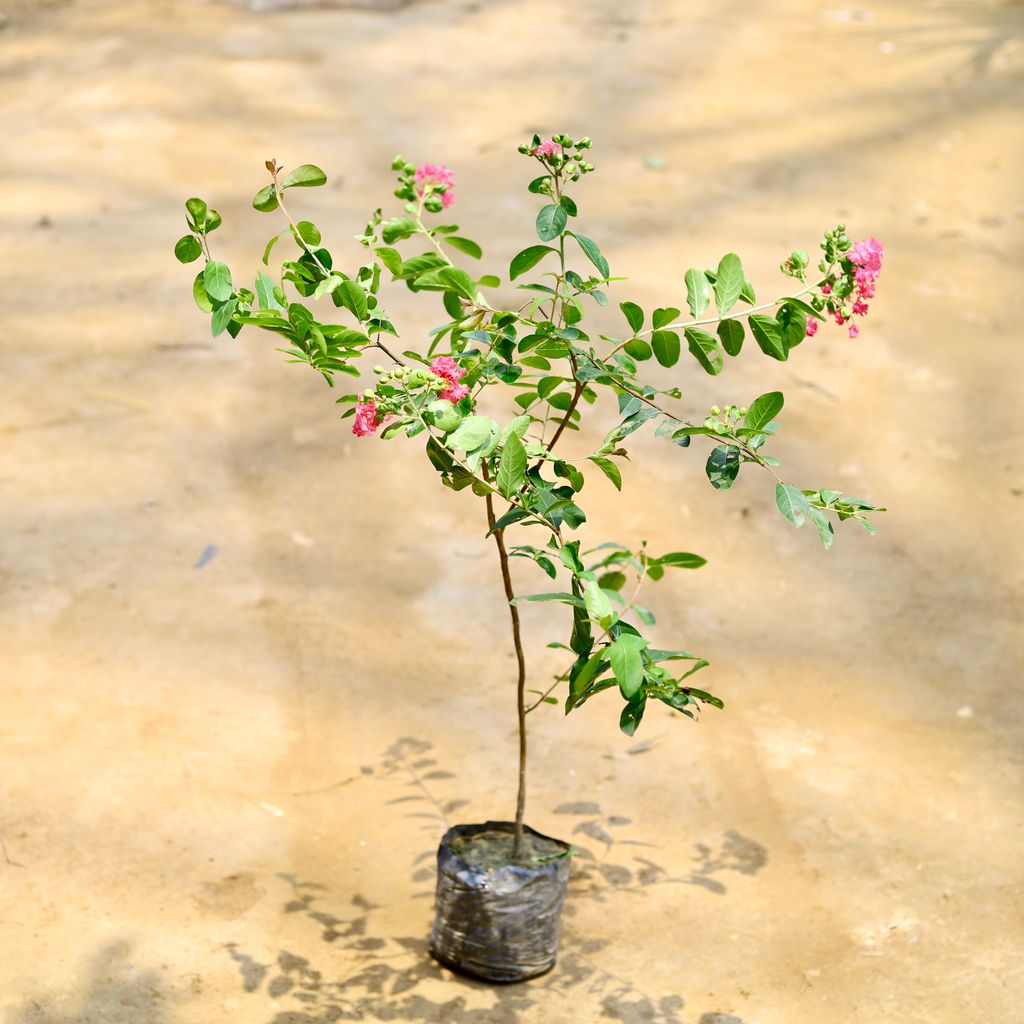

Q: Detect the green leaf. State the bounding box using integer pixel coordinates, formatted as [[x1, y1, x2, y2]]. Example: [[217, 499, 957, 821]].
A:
[[776, 482, 811, 527], [497, 432, 527, 497], [619, 301, 643, 333], [312, 273, 343, 301], [599, 571, 627, 591], [295, 220, 321, 245], [572, 233, 609, 277], [619, 696, 647, 736], [192, 271, 214, 313], [443, 235, 483, 259], [254, 271, 284, 311], [185, 197, 207, 224], [706, 445, 740, 490], [337, 279, 368, 320], [510, 245, 557, 280], [609, 634, 647, 698], [174, 235, 202, 264], [782, 295, 825, 320], [262, 233, 283, 266], [808, 504, 835, 549], [381, 218, 417, 244], [448, 415, 497, 452], [684, 327, 724, 375], [777, 302, 807, 352], [512, 592, 585, 607], [651, 551, 706, 570], [437, 266, 478, 302], [583, 580, 615, 627], [652, 306, 680, 329], [252, 185, 279, 212], [713, 253, 744, 314], [203, 260, 233, 302], [211, 297, 237, 337], [684, 268, 710, 317], [536, 204, 568, 242], [280, 163, 327, 189], [718, 319, 744, 356], [589, 456, 622, 490], [744, 391, 784, 432], [748, 314, 787, 360], [376, 246, 403, 276], [652, 330, 681, 368], [623, 338, 653, 361]]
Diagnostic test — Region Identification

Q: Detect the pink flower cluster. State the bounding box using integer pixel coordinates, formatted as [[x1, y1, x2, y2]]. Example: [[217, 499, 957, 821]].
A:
[[352, 395, 389, 437], [430, 356, 469, 402], [805, 236, 884, 340], [532, 139, 562, 158], [414, 163, 455, 209]]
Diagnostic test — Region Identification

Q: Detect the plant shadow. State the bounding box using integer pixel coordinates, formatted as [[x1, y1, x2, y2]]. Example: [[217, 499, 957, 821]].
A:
[[225, 737, 757, 1023]]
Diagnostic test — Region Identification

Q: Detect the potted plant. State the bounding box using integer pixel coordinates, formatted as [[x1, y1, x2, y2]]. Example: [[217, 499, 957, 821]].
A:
[[174, 134, 884, 982]]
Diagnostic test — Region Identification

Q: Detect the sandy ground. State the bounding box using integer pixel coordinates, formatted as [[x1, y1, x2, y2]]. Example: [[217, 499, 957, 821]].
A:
[[1, 0, 1022, 1021]]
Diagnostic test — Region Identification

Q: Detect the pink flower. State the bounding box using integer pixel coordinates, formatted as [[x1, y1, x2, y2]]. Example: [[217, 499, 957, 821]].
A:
[[439, 382, 469, 402], [820, 283, 833, 295], [414, 163, 455, 209], [852, 299, 869, 315], [849, 237, 884, 273], [352, 396, 388, 437], [430, 356, 463, 382], [532, 139, 562, 158], [848, 323, 860, 338], [805, 318, 819, 338], [849, 237, 884, 301], [834, 311, 846, 326], [430, 356, 469, 403]]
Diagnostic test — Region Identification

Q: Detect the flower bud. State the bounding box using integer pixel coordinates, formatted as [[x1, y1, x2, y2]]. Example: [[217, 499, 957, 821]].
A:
[[372, 364, 384, 374], [427, 399, 462, 433], [710, 405, 721, 415]]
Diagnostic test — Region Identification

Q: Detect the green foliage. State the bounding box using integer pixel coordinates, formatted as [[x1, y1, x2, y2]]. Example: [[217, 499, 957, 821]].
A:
[[174, 135, 884, 748]]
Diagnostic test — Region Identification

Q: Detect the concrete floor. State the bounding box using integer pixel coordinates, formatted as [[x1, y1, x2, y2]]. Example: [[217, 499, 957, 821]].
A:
[[1, 1, 1022, 1021]]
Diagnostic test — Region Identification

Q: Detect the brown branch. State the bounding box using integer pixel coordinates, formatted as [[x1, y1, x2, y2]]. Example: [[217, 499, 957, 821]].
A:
[[483, 464, 529, 857]]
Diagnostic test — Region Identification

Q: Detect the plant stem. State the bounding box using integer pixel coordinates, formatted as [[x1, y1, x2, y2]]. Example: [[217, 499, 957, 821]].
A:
[[483, 465, 528, 858]]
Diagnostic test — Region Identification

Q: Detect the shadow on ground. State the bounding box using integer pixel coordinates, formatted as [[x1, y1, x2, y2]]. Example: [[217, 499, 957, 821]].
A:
[[219, 738, 759, 1023], [7, 941, 172, 1024]]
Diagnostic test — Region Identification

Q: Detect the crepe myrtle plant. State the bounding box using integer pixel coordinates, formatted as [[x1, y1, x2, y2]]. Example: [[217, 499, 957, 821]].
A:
[[175, 134, 885, 858]]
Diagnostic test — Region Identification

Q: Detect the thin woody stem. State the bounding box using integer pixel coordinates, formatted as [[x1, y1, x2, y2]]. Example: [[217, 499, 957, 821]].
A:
[[483, 464, 529, 858], [616, 382, 784, 483]]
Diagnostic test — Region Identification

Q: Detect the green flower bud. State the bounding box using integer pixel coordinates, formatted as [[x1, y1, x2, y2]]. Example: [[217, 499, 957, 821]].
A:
[[710, 405, 721, 415], [427, 400, 462, 433], [372, 364, 384, 374]]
